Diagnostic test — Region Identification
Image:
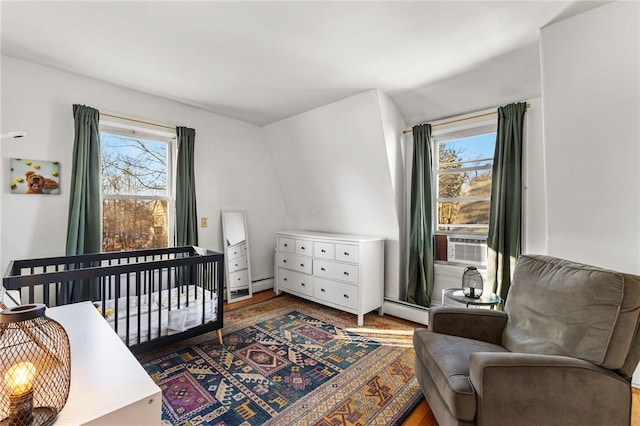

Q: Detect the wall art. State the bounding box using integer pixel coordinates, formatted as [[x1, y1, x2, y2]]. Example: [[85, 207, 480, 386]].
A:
[[10, 158, 60, 195]]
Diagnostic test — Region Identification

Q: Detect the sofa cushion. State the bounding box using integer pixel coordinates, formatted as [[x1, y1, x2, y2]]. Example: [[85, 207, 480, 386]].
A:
[[413, 328, 507, 422], [503, 255, 640, 370]]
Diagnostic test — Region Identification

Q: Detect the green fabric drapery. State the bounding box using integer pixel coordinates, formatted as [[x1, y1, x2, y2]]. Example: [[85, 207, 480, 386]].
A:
[[175, 126, 198, 246], [65, 104, 102, 302], [407, 124, 435, 307], [487, 102, 526, 302]]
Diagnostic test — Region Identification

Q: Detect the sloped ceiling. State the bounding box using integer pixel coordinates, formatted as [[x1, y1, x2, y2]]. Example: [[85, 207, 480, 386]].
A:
[[0, 1, 608, 126]]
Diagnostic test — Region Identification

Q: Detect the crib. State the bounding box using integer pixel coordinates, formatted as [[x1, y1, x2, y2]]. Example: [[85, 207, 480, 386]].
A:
[[2, 246, 224, 353]]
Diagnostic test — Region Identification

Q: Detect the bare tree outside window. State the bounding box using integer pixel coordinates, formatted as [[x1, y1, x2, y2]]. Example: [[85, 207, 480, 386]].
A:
[[101, 132, 171, 252], [436, 133, 495, 234]]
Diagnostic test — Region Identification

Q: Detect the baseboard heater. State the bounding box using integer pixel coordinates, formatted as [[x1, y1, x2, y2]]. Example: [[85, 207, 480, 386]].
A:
[[383, 298, 429, 326], [252, 276, 274, 293]]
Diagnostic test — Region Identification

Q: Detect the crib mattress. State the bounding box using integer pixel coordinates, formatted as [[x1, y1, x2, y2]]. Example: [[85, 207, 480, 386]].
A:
[[97, 285, 218, 346]]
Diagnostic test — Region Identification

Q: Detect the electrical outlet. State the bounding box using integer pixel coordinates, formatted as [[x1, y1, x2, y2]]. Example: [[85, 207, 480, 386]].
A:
[[201, 217, 208, 228]]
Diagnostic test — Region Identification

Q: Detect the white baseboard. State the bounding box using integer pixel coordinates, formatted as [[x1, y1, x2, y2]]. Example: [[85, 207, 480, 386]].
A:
[[252, 277, 274, 293], [382, 299, 428, 326]]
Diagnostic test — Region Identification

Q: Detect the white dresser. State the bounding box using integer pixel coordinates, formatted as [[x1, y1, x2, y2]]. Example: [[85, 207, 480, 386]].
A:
[[274, 230, 384, 326], [227, 240, 249, 291]]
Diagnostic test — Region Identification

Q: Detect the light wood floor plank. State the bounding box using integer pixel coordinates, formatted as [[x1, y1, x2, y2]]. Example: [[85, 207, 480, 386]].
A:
[[633, 387, 640, 426]]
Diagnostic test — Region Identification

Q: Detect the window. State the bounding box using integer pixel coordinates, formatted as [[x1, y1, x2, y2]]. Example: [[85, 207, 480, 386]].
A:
[[100, 123, 175, 252], [433, 124, 496, 235]]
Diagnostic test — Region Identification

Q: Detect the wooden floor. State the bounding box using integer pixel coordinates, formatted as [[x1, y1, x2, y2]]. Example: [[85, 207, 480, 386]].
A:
[[402, 389, 640, 426], [223, 289, 277, 311], [226, 291, 640, 426]]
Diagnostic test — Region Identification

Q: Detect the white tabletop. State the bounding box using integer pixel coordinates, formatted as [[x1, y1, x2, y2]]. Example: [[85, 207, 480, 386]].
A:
[[276, 230, 384, 242], [46, 302, 161, 426]]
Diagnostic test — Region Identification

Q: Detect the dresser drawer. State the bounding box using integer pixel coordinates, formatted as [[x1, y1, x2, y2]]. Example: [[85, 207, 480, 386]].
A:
[[278, 237, 295, 253], [314, 259, 359, 284], [335, 244, 359, 263], [229, 268, 249, 290], [278, 268, 313, 297], [228, 255, 247, 273], [228, 242, 246, 259], [313, 242, 335, 260], [314, 277, 358, 310], [295, 239, 313, 256], [277, 252, 312, 275]]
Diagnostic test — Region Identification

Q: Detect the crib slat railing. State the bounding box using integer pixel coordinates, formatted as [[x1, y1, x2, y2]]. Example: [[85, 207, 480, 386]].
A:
[[147, 267, 153, 345], [3, 246, 224, 351], [114, 273, 121, 337]]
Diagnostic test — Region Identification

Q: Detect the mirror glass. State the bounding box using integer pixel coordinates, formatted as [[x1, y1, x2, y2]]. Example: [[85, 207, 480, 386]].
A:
[[221, 209, 252, 303]]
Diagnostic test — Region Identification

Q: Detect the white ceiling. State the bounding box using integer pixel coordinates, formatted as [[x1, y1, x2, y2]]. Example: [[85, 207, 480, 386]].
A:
[[0, 1, 608, 126]]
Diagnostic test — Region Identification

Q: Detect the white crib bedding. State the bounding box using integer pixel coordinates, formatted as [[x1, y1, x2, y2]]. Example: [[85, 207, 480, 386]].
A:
[[97, 285, 218, 346]]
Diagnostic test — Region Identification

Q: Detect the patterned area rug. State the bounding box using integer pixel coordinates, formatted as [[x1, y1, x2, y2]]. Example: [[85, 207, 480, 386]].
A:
[[138, 294, 423, 425]]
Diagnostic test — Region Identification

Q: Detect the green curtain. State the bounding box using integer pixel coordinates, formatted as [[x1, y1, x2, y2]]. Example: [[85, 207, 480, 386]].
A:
[[487, 102, 526, 302], [65, 104, 101, 302], [175, 126, 198, 247], [407, 124, 435, 307]]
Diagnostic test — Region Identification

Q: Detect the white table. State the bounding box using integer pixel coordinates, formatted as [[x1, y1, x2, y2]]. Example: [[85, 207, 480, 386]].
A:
[[46, 302, 162, 426]]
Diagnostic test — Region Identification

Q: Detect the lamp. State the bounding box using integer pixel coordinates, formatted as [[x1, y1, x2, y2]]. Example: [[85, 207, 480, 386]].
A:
[[0, 304, 70, 426], [462, 266, 483, 298]]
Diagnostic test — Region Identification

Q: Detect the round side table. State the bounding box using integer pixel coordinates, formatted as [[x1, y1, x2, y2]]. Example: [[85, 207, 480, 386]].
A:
[[442, 288, 501, 309]]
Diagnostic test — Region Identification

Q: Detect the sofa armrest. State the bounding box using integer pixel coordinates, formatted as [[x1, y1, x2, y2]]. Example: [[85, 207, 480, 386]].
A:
[[469, 352, 632, 426], [429, 306, 507, 345]]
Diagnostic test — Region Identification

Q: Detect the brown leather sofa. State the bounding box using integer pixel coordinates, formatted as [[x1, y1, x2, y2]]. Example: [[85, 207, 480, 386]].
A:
[[413, 254, 640, 426]]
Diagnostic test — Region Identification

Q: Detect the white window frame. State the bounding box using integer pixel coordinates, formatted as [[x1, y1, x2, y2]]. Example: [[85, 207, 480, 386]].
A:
[[98, 118, 177, 252], [431, 118, 497, 237]]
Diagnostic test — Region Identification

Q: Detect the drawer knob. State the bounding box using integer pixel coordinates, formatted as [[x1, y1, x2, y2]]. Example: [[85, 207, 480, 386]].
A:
[[344, 272, 349, 276], [284, 243, 288, 247], [300, 263, 305, 267], [283, 278, 288, 281], [321, 288, 325, 292], [301, 283, 306, 287], [343, 294, 349, 299], [321, 267, 326, 271], [344, 252, 350, 256], [283, 259, 287, 263], [301, 246, 306, 250], [321, 249, 326, 253], [237, 277, 241, 281]]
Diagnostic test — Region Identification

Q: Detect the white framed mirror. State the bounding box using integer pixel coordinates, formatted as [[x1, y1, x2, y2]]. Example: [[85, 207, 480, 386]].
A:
[[221, 209, 253, 303]]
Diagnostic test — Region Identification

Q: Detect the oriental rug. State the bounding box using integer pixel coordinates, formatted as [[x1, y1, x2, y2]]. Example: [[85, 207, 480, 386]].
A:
[[138, 294, 423, 426]]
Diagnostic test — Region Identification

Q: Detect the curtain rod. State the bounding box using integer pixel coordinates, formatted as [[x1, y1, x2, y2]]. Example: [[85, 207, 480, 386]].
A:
[[403, 103, 530, 134], [100, 112, 175, 131]]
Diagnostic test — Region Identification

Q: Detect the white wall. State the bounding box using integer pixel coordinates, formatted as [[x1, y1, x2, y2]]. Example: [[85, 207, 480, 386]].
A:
[[0, 56, 287, 280], [521, 97, 546, 255], [375, 90, 407, 300], [539, 1, 640, 386], [540, 1, 640, 273], [262, 90, 401, 294]]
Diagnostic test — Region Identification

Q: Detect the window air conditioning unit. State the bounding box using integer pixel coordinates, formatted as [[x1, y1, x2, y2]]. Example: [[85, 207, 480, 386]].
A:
[[447, 235, 488, 266]]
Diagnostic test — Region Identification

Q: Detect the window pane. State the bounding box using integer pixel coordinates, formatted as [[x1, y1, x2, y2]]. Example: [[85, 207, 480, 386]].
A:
[[101, 133, 168, 196], [102, 199, 168, 252], [438, 133, 496, 169], [438, 172, 492, 198], [437, 200, 491, 231]]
